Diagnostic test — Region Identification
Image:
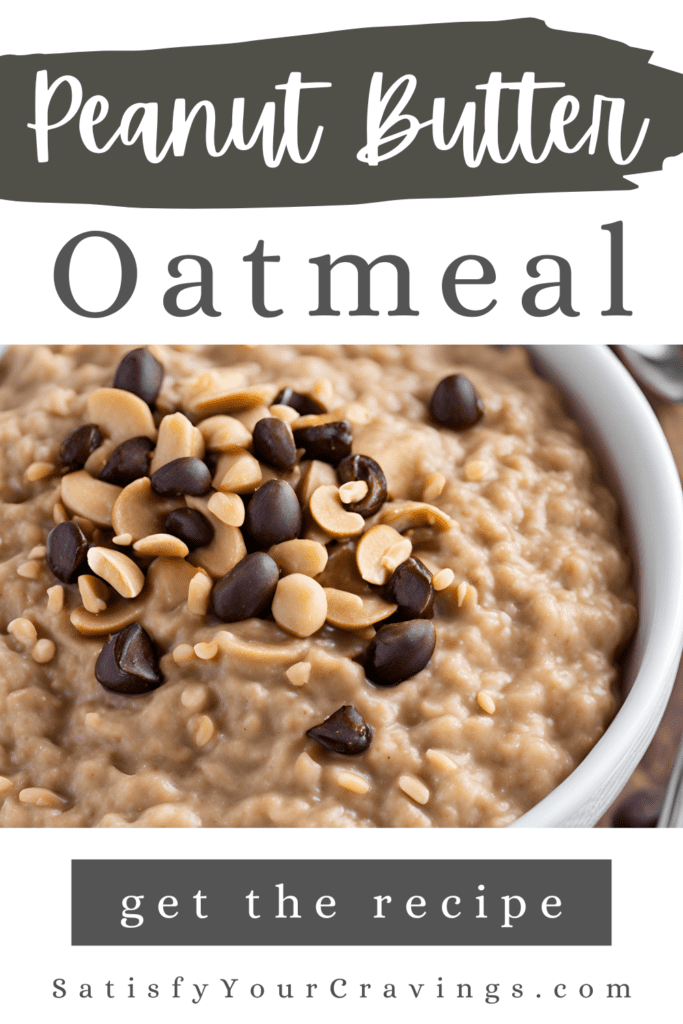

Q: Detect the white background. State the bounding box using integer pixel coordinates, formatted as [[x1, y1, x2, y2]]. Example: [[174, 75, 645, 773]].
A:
[[1, 2, 682, 1020], [5, 829, 683, 1020]]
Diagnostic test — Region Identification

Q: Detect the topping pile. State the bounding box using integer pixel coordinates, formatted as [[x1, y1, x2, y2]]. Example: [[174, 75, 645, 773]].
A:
[[45, 350, 483, 759]]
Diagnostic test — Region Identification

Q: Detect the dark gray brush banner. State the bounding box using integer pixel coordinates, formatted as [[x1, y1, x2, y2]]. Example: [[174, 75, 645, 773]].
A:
[[1, 20, 682, 207], [71, 859, 611, 946]]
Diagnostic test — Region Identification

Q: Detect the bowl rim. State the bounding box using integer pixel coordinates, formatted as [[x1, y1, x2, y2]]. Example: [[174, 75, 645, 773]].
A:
[[512, 344, 683, 827]]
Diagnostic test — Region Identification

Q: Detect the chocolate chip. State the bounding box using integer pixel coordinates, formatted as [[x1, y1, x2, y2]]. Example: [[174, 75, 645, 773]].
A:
[[612, 790, 660, 828], [95, 622, 163, 695], [384, 557, 434, 620], [212, 552, 280, 622], [430, 374, 484, 431], [245, 479, 303, 547], [274, 387, 326, 416], [307, 705, 373, 755], [46, 521, 89, 584], [203, 450, 219, 477], [113, 348, 164, 407], [336, 454, 387, 518], [252, 417, 297, 471], [99, 436, 155, 487], [292, 420, 353, 465], [150, 457, 212, 497], [365, 619, 436, 686], [165, 507, 214, 551], [58, 423, 103, 471]]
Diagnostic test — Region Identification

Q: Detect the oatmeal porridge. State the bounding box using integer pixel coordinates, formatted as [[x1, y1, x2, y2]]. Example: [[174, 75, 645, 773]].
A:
[[0, 345, 636, 828]]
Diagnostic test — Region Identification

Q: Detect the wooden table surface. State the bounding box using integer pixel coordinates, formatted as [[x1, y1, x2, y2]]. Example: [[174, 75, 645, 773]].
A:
[[598, 398, 683, 827]]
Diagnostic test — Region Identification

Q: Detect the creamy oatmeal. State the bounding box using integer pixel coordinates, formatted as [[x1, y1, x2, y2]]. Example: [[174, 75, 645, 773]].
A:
[[0, 345, 636, 828]]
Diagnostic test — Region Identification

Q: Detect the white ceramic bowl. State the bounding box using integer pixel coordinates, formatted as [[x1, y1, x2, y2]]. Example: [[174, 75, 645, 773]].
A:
[[513, 346, 683, 827]]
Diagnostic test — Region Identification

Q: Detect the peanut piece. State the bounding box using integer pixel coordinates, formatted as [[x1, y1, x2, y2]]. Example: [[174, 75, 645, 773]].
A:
[[61, 470, 122, 528], [198, 414, 252, 451], [422, 472, 446, 502], [433, 568, 455, 591], [133, 534, 190, 558], [194, 641, 219, 660], [477, 691, 496, 715], [19, 787, 64, 809], [17, 561, 41, 579], [192, 383, 278, 418], [356, 525, 410, 585], [8, 618, 38, 645], [268, 539, 328, 578], [272, 575, 327, 637], [298, 460, 338, 508], [380, 501, 454, 533], [464, 459, 490, 482], [78, 574, 109, 614], [323, 588, 396, 630], [207, 491, 245, 527], [32, 639, 56, 663], [173, 644, 196, 665], [87, 547, 145, 600], [337, 771, 370, 795], [309, 485, 364, 538], [87, 387, 157, 444], [399, 776, 430, 805], [46, 585, 65, 613], [187, 571, 213, 616], [339, 480, 368, 504], [214, 449, 262, 494], [25, 461, 54, 482], [285, 661, 311, 686], [150, 412, 204, 475]]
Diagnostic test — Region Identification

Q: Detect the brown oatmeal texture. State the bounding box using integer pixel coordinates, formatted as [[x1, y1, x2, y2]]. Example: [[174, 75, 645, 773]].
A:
[[0, 345, 636, 828]]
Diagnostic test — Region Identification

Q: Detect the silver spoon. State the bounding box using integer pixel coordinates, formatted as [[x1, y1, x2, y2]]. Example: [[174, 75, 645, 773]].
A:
[[615, 345, 683, 404], [658, 739, 683, 827]]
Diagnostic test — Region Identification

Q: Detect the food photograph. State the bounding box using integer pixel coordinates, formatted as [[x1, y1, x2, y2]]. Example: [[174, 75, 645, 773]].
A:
[[1, 342, 681, 829]]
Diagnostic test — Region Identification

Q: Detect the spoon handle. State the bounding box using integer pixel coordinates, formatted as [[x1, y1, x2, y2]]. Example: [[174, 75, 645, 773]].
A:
[[615, 345, 683, 405], [658, 731, 683, 827]]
